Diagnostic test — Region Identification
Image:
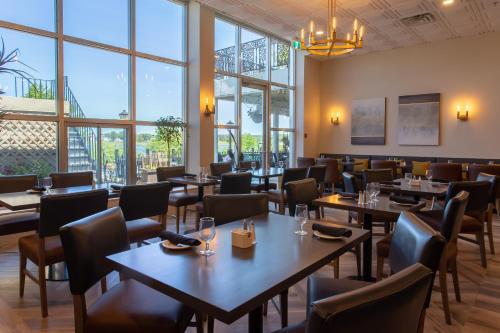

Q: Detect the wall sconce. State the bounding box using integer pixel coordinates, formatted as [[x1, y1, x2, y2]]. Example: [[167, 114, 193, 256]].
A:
[[331, 112, 339, 125], [204, 97, 215, 117], [456, 105, 469, 121]]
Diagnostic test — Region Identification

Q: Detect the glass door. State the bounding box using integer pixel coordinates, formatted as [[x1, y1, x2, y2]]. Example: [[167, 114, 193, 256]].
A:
[[66, 125, 129, 184], [240, 82, 267, 168]]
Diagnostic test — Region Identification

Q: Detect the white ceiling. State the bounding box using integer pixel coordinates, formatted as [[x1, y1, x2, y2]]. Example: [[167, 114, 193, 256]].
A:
[[199, 0, 500, 55]]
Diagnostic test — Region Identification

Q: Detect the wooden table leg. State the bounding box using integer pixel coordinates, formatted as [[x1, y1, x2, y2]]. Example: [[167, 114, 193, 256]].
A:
[[198, 186, 204, 201], [264, 178, 270, 192], [362, 213, 374, 281], [280, 289, 288, 328], [249, 305, 263, 333]]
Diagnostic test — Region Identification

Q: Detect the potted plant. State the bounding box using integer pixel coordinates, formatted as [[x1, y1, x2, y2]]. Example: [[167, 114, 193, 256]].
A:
[[154, 116, 185, 167]]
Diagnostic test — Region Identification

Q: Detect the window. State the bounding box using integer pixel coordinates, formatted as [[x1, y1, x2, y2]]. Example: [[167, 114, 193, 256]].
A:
[[214, 19, 237, 73], [64, 0, 129, 47], [136, 58, 184, 122], [64, 42, 130, 120], [271, 39, 290, 85], [241, 28, 268, 80], [214, 75, 237, 126], [0, 0, 55, 31], [136, 0, 185, 61], [0, 28, 56, 116]]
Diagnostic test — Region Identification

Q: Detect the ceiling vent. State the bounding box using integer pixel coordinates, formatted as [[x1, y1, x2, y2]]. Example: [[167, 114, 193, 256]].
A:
[[401, 13, 436, 27]]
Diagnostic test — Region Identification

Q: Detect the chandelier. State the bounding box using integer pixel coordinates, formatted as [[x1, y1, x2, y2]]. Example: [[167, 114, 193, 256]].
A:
[[292, 0, 365, 56]]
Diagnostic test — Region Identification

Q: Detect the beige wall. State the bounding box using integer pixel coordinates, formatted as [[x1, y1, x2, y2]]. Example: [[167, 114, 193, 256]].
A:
[[313, 31, 500, 159]]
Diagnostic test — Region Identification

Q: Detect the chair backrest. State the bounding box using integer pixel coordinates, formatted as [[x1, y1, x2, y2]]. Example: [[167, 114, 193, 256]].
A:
[[342, 172, 360, 193], [39, 189, 109, 238], [50, 171, 93, 189], [0, 174, 38, 194], [220, 172, 252, 194], [281, 167, 308, 190], [476, 172, 500, 204], [203, 194, 268, 226], [389, 212, 446, 275], [286, 179, 319, 216], [60, 207, 130, 295], [428, 163, 462, 182], [118, 182, 171, 221], [371, 160, 397, 176], [307, 264, 433, 333], [307, 165, 327, 184], [156, 166, 186, 189], [468, 164, 500, 181], [238, 160, 260, 170], [363, 169, 394, 185], [445, 181, 491, 217], [439, 191, 469, 242], [297, 157, 315, 168], [210, 162, 232, 177], [316, 158, 339, 185]]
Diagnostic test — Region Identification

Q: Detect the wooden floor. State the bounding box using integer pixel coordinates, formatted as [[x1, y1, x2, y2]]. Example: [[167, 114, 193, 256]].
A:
[[1, 205, 500, 333]]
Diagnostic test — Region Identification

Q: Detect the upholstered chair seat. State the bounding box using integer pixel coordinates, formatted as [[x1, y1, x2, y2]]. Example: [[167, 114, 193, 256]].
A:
[[125, 218, 163, 244], [18, 234, 64, 265]]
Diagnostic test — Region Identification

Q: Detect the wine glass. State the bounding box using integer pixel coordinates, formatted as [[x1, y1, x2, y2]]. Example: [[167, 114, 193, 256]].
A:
[[425, 169, 433, 182], [366, 183, 375, 204], [373, 182, 380, 202], [278, 160, 284, 169], [294, 204, 308, 236], [42, 177, 52, 194], [251, 161, 257, 173], [199, 217, 216, 256]]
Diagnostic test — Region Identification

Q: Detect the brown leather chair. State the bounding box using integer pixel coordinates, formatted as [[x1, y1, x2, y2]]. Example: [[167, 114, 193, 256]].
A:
[[428, 163, 462, 182], [273, 264, 434, 333], [467, 163, 500, 181], [362, 168, 394, 185], [306, 165, 327, 194], [306, 212, 445, 331], [371, 160, 397, 177], [157, 166, 198, 234], [476, 173, 500, 254], [118, 182, 171, 245], [267, 168, 308, 214], [379, 191, 469, 324], [316, 158, 340, 193], [296, 157, 315, 168], [59, 207, 202, 333], [19, 189, 109, 317], [237, 160, 259, 170], [203, 194, 268, 227], [236, 160, 276, 192], [209, 162, 232, 178], [0, 174, 40, 236], [50, 171, 93, 188]]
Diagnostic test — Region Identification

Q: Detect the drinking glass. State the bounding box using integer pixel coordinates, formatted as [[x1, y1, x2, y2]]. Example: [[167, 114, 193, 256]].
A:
[[489, 161, 495, 165], [366, 183, 375, 204], [346, 156, 351, 162], [42, 177, 52, 194], [448, 160, 453, 164], [294, 204, 308, 236], [199, 217, 216, 256], [278, 160, 284, 169], [404, 173, 413, 185], [373, 182, 380, 202], [251, 161, 257, 172], [425, 169, 433, 182]]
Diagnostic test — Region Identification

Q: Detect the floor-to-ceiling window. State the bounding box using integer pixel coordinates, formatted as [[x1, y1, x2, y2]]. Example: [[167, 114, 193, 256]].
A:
[[0, 0, 186, 183], [214, 17, 295, 168]]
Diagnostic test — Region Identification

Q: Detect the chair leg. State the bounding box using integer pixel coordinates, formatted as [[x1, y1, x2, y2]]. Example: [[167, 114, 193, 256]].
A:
[[496, 198, 500, 217], [450, 257, 461, 302], [38, 263, 48, 318], [263, 300, 268, 316], [376, 255, 384, 281], [175, 206, 180, 234], [486, 208, 495, 254], [332, 258, 339, 279], [439, 259, 452, 325], [183, 206, 188, 224], [476, 230, 488, 268], [100, 276, 107, 294], [355, 245, 362, 278], [19, 253, 27, 297], [194, 313, 204, 333], [384, 221, 390, 235], [207, 316, 214, 333]]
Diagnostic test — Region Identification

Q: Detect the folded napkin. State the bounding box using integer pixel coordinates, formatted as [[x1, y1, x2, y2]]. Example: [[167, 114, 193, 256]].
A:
[[336, 192, 358, 199], [389, 195, 419, 205], [312, 224, 352, 238], [159, 231, 201, 246], [30, 186, 46, 192], [110, 184, 123, 192], [183, 173, 197, 178], [380, 181, 400, 186]]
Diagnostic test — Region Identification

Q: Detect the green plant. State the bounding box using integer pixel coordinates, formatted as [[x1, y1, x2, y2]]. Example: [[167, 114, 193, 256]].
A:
[[0, 37, 36, 96], [154, 116, 184, 166]]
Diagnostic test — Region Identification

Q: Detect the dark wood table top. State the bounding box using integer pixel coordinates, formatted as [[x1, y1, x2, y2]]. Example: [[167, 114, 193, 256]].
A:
[[313, 194, 426, 219], [166, 176, 220, 187], [250, 168, 283, 178], [106, 213, 369, 324], [382, 179, 448, 198], [0, 184, 119, 211]]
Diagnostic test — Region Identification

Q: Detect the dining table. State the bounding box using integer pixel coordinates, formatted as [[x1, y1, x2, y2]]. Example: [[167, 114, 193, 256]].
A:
[[313, 194, 426, 281], [250, 167, 283, 191], [106, 213, 369, 333], [381, 179, 449, 208], [165, 176, 220, 201]]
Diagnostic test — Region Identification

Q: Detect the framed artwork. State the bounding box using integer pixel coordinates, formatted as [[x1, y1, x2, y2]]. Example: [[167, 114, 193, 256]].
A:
[[351, 97, 386, 145], [398, 93, 440, 146]]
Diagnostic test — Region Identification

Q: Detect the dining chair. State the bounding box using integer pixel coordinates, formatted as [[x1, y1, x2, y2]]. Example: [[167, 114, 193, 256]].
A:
[[157, 166, 199, 234], [379, 191, 469, 324], [0, 174, 40, 236], [428, 163, 462, 182], [306, 165, 327, 194], [49, 171, 94, 188], [59, 207, 203, 333], [370, 160, 398, 177], [316, 158, 340, 193], [306, 212, 445, 331], [267, 167, 308, 214], [118, 182, 171, 245], [203, 193, 268, 227], [18, 189, 109, 317], [362, 168, 394, 185], [286, 178, 361, 279], [209, 162, 232, 178], [272, 264, 433, 333], [236, 160, 277, 192], [476, 173, 500, 254], [296, 157, 315, 168], [468, 164, 500, 216]]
